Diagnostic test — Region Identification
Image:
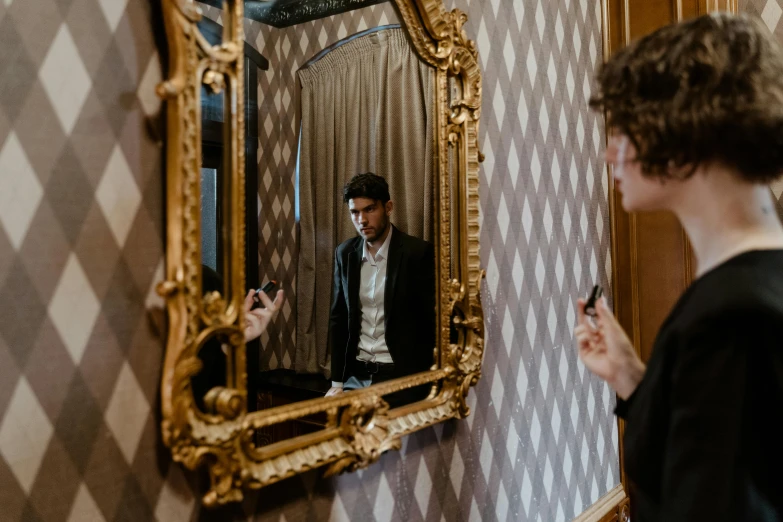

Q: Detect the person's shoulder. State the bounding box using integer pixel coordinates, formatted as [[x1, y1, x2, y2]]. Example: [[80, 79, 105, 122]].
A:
[[677, 250, 783, 328], [396, 228, 432, 254], [335, 236, 361, 257]]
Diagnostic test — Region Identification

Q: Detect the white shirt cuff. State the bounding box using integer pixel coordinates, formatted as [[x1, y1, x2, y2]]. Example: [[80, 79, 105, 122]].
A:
[[331, 381, 344, 388]]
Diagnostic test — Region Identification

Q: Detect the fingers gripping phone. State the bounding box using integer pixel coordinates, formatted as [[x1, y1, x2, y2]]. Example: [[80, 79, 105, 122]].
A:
[[252, 280, 277, 307], [584, 285, 603, 317]]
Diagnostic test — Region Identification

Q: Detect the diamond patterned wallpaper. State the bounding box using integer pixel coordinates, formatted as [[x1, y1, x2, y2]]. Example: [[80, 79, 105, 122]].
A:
[[460, 0, 621, 518], [0, 0, 649, 519], [0, 0, 168, 521]]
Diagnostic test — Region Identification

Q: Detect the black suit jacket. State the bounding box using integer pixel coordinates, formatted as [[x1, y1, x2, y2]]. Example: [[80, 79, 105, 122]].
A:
[[329, 226, 436, 383], [616, 250, 783, 522]]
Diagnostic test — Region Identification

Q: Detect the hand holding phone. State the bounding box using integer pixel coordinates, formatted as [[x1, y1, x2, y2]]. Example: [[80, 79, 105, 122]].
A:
[[244, 281, 284, 342], [575, 283, 644, 400]]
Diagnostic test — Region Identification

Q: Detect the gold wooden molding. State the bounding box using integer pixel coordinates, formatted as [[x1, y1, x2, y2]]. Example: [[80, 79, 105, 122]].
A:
[[157, 0, 484, 506], [572, 485, 630, 522]]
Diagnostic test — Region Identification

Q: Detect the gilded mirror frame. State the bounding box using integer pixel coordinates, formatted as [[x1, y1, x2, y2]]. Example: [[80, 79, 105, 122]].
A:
[[157, 0, 484, 506]]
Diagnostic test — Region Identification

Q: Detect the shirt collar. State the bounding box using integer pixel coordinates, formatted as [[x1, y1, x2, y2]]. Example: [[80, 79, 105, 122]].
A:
[[362, 226, 393, 263]]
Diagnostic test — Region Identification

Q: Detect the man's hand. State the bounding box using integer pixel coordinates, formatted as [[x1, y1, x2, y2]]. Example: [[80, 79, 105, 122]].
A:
[[244, 288, 285, 342], [325, 386, 344, 397], [574, 296, 645, 400]]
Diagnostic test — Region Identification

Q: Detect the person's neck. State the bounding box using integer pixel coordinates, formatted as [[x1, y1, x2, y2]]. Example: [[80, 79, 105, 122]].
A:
[[366, 224, 391, 257], [670, 165, 783, 278]]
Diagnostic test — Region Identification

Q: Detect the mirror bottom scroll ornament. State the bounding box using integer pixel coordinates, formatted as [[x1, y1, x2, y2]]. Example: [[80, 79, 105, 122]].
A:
[[322, 396, 400, 477], [157, 0, 484, 507]]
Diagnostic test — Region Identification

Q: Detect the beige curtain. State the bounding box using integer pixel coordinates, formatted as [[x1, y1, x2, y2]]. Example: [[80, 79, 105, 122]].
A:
[[294, 27, 434, 377]]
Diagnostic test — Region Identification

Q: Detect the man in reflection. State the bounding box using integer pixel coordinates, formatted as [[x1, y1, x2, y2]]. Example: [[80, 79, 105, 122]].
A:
[[326, 173, 435, 406]]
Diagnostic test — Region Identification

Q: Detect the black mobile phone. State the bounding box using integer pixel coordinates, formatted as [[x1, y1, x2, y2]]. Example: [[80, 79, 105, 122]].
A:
[[584, 285, 603, 317], [252, 280, 277, 306]]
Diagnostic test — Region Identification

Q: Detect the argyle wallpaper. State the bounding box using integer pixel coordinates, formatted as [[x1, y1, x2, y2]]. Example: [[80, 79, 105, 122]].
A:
[[14, 0, 783, 520]]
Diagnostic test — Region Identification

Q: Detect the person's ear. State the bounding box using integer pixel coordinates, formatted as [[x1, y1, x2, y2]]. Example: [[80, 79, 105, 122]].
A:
[[385, 200, 393, 215], [666, 160, 695, 181]]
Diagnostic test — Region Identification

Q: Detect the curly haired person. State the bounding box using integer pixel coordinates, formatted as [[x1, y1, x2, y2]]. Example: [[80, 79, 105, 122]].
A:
[[575, 13, 783, 521]]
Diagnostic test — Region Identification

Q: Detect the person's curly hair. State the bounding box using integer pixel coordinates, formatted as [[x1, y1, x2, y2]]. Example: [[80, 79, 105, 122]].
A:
[[343, 173, 391, 203], [590, 12, 783, 183]]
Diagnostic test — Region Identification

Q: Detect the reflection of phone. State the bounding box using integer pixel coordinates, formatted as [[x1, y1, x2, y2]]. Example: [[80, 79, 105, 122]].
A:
[[252, 280, 277, 306], [584, 285, 603, 317]]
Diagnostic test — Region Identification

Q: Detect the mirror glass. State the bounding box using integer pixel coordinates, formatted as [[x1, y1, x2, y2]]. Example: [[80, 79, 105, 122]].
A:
[[201, 78, 229, 299], [251, 24, 438, 431], [187, 15, 440, 439]]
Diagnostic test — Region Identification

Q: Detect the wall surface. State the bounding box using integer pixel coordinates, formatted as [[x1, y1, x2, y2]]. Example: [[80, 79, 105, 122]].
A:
[[0, 0, 167, 521], [0, 0, 624, 520]]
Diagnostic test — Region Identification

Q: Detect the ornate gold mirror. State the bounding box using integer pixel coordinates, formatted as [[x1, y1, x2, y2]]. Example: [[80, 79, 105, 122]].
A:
[[157, 0, 484, 506]]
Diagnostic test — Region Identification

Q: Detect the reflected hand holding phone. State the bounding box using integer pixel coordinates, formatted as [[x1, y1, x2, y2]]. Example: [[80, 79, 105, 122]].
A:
[[244, 280, 284, 342]]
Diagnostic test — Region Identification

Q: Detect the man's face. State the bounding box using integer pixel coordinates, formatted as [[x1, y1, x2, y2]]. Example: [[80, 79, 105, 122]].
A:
[[348, 197, 392, 242]]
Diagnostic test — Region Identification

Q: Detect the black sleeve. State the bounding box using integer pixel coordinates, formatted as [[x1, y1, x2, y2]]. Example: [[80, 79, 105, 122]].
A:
[[659, 311, 778, 522], [613, 390, 636, 420], [329, 249, 349, 382]]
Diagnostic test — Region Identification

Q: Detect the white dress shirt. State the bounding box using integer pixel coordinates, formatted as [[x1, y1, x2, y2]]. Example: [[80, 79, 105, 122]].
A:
[[332, 228, 393, 388], [356, 227, 393, 364]]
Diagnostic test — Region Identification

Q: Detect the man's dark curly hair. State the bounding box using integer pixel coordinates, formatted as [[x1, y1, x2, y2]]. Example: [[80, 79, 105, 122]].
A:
[[343, 173, 391, 203], [590, 12, 783, 183]]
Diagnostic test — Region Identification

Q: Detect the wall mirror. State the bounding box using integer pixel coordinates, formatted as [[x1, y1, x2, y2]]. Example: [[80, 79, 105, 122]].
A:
[[157, 0, 484, 506]]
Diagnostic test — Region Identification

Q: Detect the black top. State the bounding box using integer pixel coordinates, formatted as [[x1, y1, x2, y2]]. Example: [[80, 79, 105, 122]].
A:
[[617, 250, 783, 521]]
